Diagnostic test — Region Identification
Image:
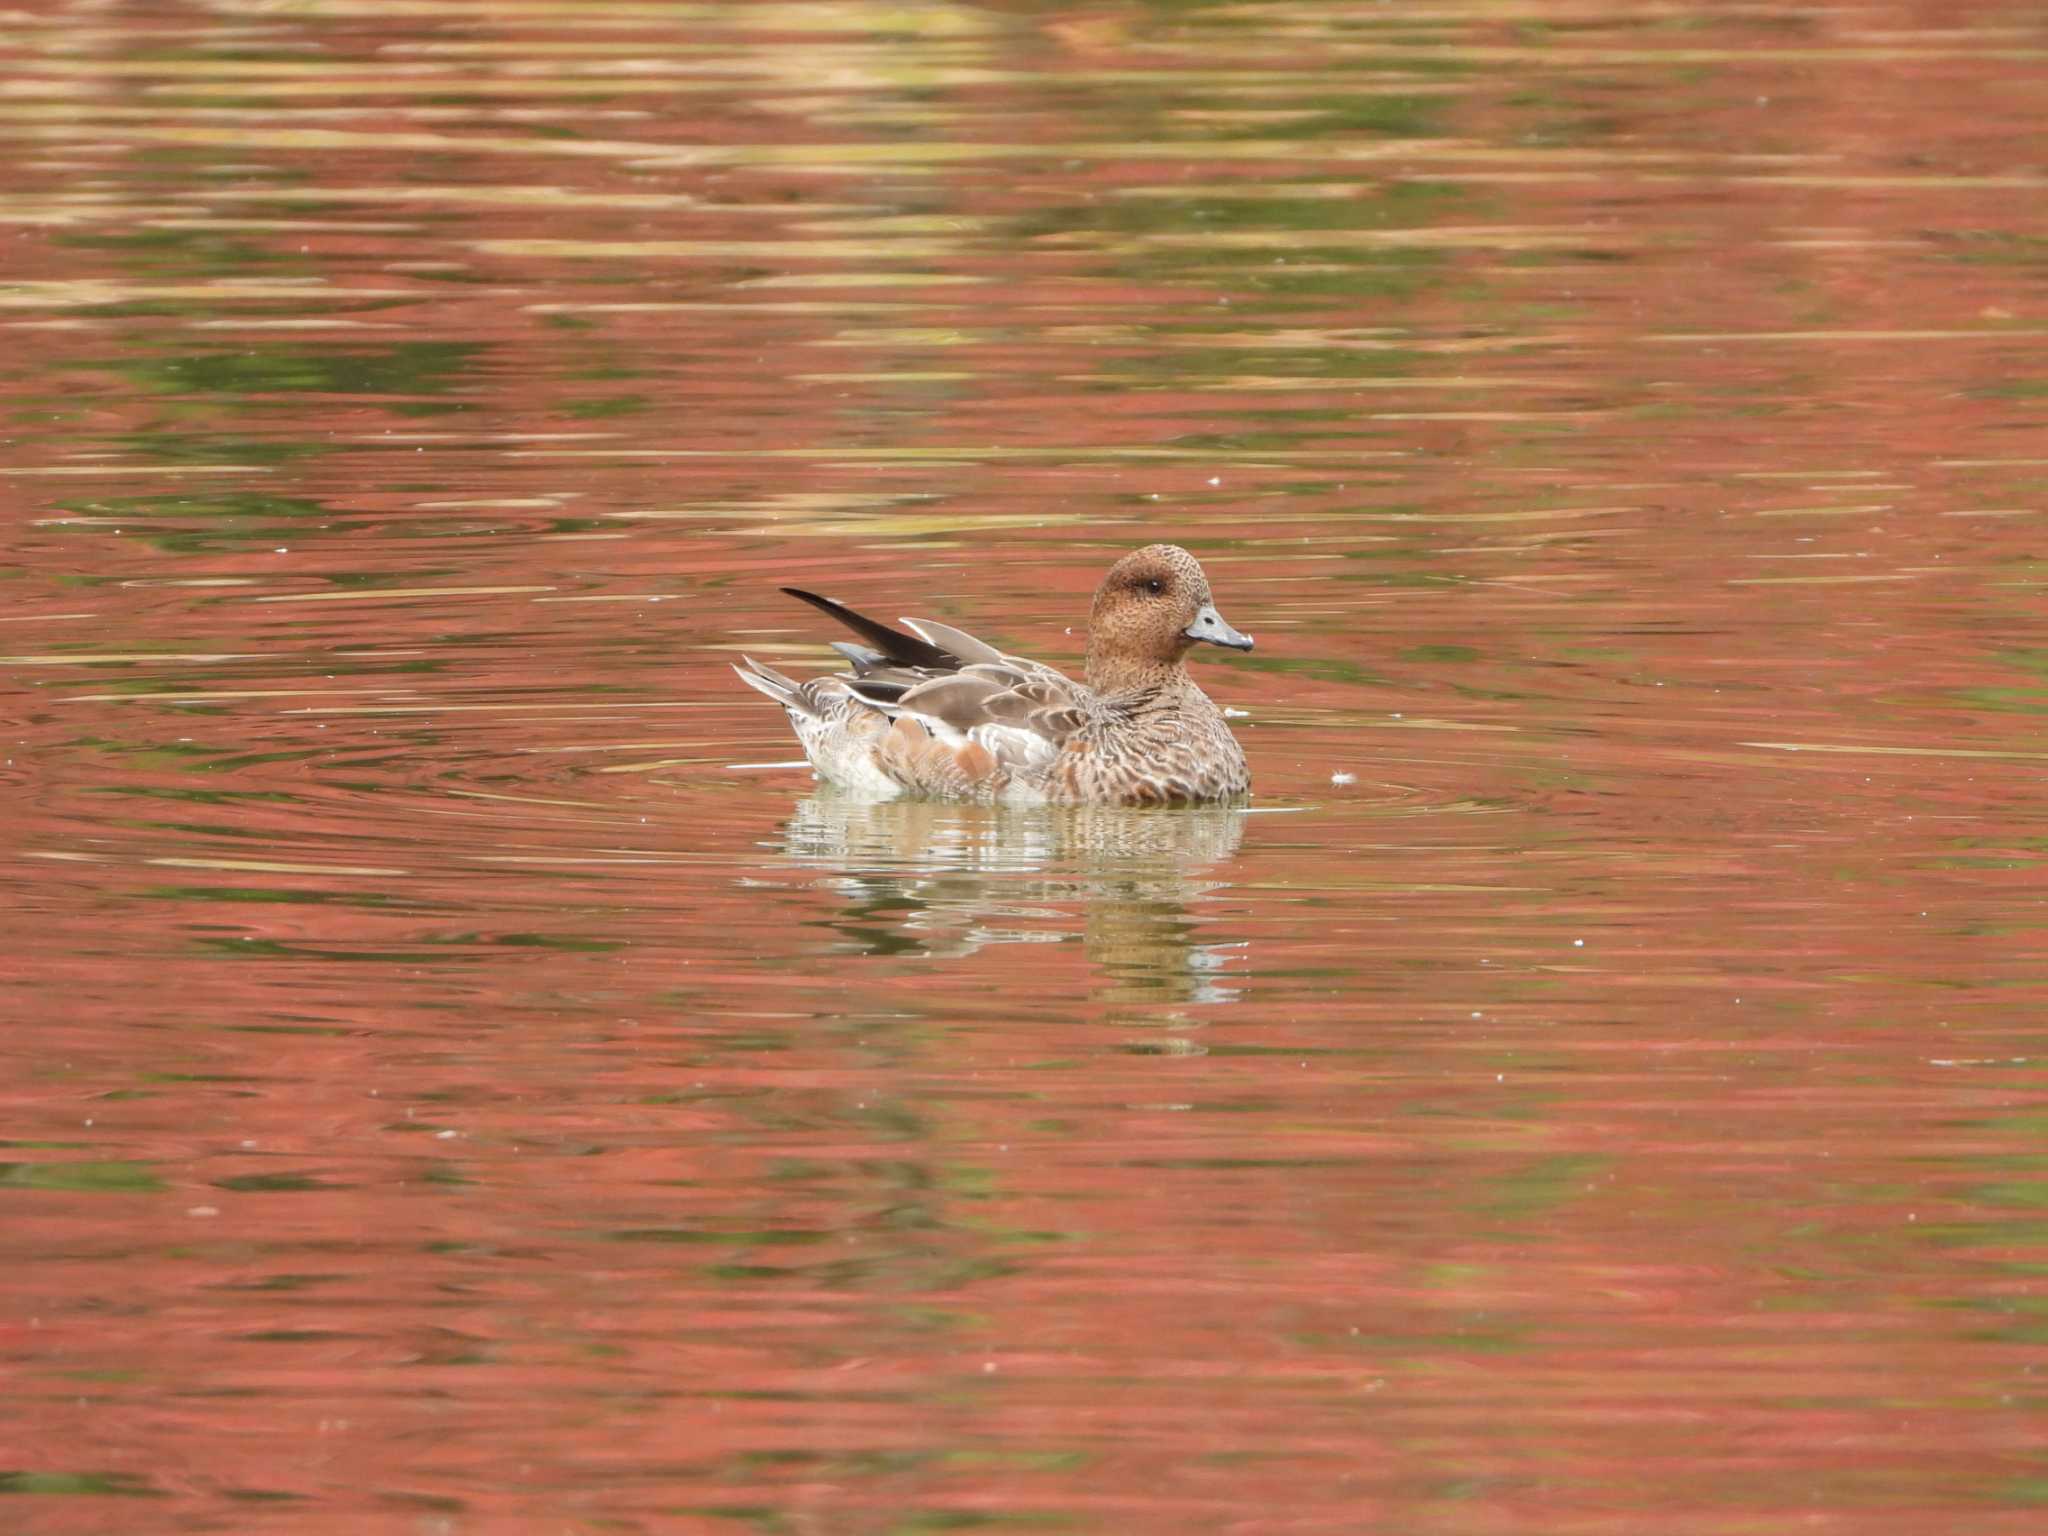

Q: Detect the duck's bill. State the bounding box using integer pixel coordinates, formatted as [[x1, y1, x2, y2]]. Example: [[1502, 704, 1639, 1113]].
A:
[[1185, 604, 1254, 651]]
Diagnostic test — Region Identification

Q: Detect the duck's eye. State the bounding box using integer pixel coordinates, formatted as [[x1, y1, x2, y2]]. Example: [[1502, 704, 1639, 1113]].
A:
[[1144, 577, 1165, 596]]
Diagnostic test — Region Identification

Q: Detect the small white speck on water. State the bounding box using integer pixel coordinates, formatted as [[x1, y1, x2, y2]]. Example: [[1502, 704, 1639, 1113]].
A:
[[1573, 939, 1584, 947], [1331, 771, 1355, 785], [188, 1206, 220, 1219], [1207, 476, 1222, 487]]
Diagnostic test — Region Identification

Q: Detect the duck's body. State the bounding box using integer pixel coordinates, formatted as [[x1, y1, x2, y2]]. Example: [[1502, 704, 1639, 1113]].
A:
[[734, 544, 1254, 806]]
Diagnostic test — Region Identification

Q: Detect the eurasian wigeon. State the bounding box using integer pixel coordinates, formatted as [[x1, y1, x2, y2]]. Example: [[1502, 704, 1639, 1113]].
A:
[[735, 544, 1255, 805]]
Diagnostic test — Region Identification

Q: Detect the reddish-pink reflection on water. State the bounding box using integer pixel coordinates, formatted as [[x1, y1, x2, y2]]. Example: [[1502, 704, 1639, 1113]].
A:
[[1, 2, 2046, 1532]]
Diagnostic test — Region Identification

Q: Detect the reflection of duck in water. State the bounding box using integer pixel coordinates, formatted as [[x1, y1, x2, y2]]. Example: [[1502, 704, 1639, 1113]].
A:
[[779, 792, 1250, 1004], [734, 545, 1255, 805]]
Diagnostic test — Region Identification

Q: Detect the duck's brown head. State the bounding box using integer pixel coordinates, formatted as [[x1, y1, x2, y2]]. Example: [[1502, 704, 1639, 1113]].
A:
[[1086, 543, 1252, 686]]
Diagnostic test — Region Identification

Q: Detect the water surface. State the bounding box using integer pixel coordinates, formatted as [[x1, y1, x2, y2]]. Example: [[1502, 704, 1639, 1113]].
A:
[[3, 2, 2046, 1532]]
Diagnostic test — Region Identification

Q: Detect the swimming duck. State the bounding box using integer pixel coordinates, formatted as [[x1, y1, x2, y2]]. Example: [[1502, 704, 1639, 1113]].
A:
[[734, 544, 1254, 805]]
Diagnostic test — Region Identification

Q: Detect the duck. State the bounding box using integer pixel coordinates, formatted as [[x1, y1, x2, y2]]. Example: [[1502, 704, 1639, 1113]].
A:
[[734, 544, 1255, 805]]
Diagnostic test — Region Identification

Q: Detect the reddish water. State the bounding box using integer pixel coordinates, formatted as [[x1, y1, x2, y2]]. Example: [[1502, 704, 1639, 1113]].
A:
[[3, 2, 2046, 1532]]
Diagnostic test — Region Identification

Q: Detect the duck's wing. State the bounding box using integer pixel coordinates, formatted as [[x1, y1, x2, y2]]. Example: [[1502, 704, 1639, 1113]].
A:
[[763, 588, 1088, 794], [774, 587, 988, 700], [895, 615, 1004, 667], [866, 658, 1092, 779], [781, 588, 960, 670], [782, 586, 1065, 696], [866, 608, 1090, 768]]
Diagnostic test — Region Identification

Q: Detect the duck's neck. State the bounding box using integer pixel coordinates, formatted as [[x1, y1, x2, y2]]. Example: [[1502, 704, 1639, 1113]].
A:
[[1086, 647, 1189, 698]]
